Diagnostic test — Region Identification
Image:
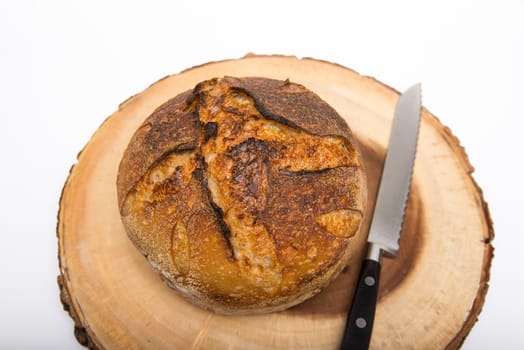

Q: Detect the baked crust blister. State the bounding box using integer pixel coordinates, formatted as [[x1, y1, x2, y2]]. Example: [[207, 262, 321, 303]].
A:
[[117, 77, 367, 314]]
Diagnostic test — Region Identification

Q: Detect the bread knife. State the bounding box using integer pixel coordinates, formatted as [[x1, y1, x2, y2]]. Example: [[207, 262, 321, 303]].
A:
[[340, 84, 422, 349]]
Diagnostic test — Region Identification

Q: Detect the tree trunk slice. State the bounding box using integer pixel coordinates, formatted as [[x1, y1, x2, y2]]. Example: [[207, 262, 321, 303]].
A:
[[57, 55, 493, 350]]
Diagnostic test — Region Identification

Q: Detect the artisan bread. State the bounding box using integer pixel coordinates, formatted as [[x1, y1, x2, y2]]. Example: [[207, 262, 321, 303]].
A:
[[117, 77, 367, 314]]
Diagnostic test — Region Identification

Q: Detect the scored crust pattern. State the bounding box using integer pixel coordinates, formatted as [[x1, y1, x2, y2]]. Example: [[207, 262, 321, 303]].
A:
[[116, 77, 367, 314]]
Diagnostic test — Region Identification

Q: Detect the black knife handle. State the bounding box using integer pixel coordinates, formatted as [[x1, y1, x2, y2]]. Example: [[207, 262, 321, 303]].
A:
[[340, 259, 381, 350]]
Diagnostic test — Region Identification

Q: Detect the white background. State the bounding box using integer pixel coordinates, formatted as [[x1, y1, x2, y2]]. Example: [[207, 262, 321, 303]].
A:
[[1, 1, 522, 349]]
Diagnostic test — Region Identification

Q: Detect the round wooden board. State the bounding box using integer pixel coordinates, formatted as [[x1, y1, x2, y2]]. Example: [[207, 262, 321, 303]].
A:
[[57, 55, 493, 349]]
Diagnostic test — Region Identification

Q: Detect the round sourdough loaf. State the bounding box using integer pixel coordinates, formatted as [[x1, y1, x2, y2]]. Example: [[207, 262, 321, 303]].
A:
[[116, 76, 367, 314]]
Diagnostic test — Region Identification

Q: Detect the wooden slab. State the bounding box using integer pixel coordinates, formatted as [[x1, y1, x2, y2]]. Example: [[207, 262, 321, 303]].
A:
[[57, 55, 493, 349]]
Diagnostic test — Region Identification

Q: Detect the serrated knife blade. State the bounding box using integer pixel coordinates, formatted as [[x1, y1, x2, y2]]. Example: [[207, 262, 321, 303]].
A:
[[340, 84, 422, 350], [367, 83, 422, 257]]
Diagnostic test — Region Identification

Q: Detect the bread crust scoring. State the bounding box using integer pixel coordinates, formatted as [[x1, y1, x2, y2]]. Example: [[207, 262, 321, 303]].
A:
[[117, 77, 367, 314]]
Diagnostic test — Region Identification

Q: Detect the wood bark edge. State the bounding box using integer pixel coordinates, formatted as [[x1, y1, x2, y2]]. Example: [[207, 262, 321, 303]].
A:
[[57, 164, 104, 350], [434, 120, 495, 349]]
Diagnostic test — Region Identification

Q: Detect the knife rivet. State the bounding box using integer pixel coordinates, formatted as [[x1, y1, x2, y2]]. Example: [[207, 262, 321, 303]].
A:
[[356, 317, 367, 329], [364, 276, 376, 286]]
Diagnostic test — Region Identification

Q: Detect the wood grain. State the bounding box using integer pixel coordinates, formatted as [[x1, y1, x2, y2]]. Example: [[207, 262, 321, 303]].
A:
[[57, 55, 493, 349]]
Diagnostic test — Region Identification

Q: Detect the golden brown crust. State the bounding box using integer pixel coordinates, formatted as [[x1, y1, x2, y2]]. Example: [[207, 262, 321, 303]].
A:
[[116, 77, 367, 314], [116, 90, 198, 209], [223, 76, 353, 139]]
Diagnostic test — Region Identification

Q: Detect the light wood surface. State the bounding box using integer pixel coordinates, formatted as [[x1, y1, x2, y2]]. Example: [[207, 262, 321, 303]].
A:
[[57, 55, 493, 349]]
